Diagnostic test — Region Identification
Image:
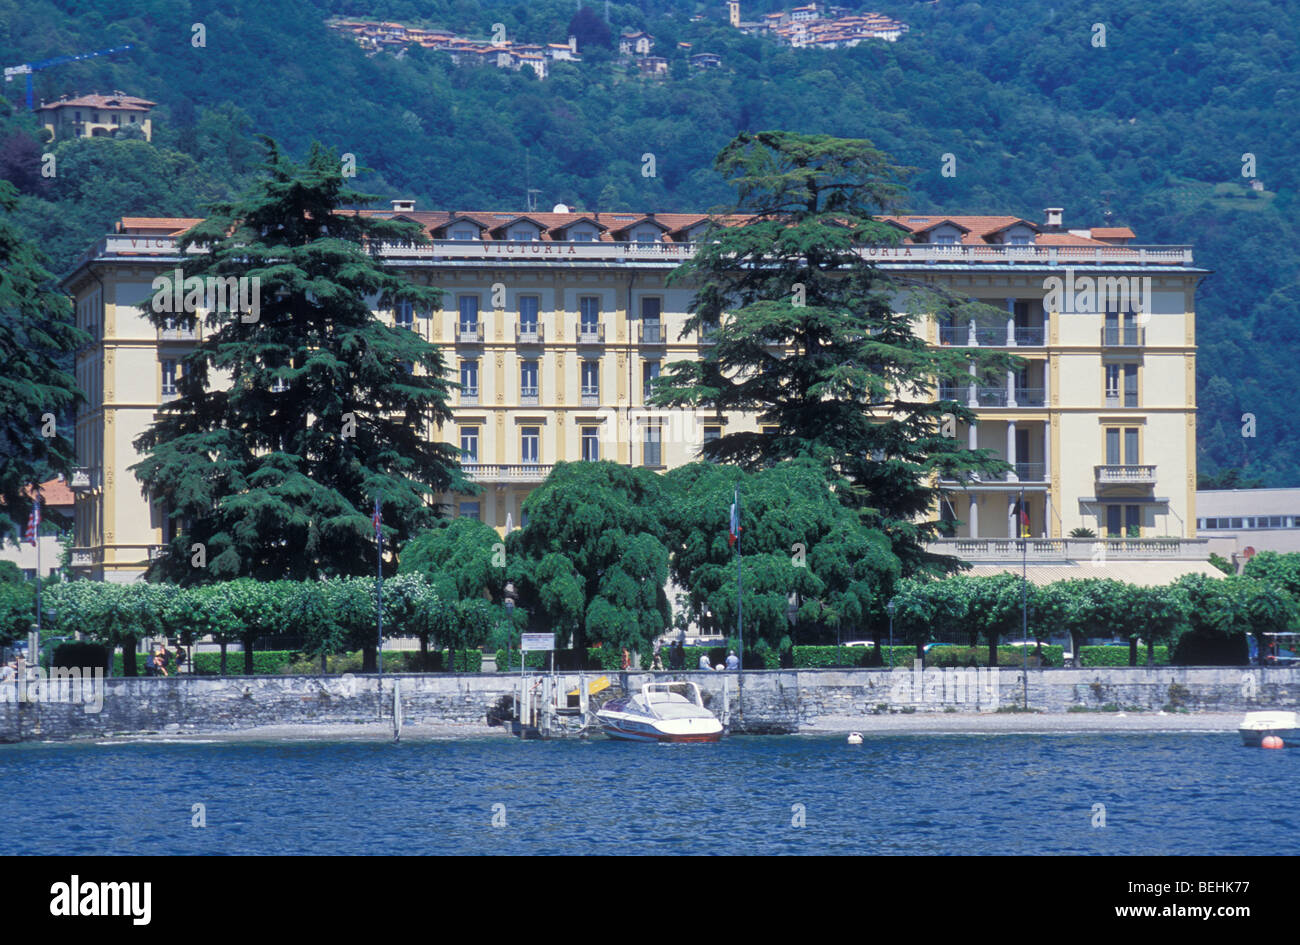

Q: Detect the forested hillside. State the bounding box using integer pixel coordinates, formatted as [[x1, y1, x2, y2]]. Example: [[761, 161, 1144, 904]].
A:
[[0, 0, 1295, 483]]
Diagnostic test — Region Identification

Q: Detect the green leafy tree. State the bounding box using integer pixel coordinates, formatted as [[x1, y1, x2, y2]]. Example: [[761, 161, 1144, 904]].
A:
[[0, 581, 34, 644], [654, 131, 1014, 576], [45, 582, 165, 676], [221, 578, 292, 674], [1173, 574, 1296, 664], [510, 461, 670, 653], [891, 575, 973, 662], [0, 180, 86, 540], [132, 138, 466, 584], [1120, 584, 1191, 666], [662, 458, 899, 656], [965, 573, 1030, 667], [1242, 551, 1300, 599], [398, 517, 505, 603]]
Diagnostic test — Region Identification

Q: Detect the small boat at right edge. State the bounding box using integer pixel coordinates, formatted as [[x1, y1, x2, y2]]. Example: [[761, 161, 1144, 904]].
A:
[[1238, 710, 1299, 747]]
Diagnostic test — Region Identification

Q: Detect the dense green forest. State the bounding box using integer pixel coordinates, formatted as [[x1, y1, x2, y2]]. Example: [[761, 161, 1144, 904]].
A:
[[0, 0, 1296, 484]]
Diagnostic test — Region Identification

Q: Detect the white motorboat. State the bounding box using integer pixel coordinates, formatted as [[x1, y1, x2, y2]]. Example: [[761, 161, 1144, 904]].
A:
[[596, 681, 724, 743], [1238, 710, 1299, 747]]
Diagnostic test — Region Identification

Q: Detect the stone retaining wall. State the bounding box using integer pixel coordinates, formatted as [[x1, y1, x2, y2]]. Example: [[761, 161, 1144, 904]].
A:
[[2, 665, 1297, 741]]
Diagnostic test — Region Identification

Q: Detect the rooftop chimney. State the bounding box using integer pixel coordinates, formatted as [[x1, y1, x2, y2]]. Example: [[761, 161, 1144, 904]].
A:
[[1044, 207, 1063, 229], [391, 199, 416, 213]]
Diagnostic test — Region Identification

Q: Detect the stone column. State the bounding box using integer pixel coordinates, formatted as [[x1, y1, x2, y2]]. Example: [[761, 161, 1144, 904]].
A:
[[969, 495, 979, 538], [1006, 297, 1016, 346], [968, 420, 980, 481], [1043, 418, 1052, 483], [968, 362, 978, 408], [1008, 497, 1018, 539], [1006, 420, 1018, 481], [1006, 369, 1017, 408]]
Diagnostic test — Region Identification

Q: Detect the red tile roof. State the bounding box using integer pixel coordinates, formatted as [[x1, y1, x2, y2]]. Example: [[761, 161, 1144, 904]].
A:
[[26, 478, 74, 508], [38, 92, 155, 112], [114, 210, 1130, 247]]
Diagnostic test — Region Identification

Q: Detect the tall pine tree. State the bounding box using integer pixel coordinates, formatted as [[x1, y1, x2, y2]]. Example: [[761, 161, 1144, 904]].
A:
[[132, 139, 466, 583], [654, 131, 1015, 576], [0, 179, 85, 539]]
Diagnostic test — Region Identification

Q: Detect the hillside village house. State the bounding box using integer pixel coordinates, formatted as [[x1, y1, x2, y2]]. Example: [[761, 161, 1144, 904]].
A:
[[37, 91, 155, 142], [59, 205, 1215, 584]]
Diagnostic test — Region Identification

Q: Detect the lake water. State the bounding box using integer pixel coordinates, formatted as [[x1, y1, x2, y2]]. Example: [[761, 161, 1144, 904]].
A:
[[2, 733, 1295, 855]]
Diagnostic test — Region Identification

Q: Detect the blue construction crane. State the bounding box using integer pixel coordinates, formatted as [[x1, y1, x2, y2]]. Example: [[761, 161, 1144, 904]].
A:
[[4, 44, 134, 110]]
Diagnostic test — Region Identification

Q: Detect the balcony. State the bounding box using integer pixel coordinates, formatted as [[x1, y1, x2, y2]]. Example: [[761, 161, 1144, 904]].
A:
[[1103, 392, 1139, 408], [577, 323, 604, 345], [460, 387, 479, 405], [698, 324, 719, 346], [463, 463, 554, 484], [929, 537, 1210, 563], [935, 385, 1044, 407], [70, 468, 92, 491], [520, 386, 539, 406], [939, 325, 1044, 347], [147, 544, 167, 561], [159, 324, 197, 341], [1095, 464, 1157, 485], [161, 386, 180, 403], [580, 386, 600, 406], [516, 323, 544, 344], [640, 322, 665, 345], [458, 322, 484, 344], [70, 548, 95, 567], [1101, 326, 1144, 347], [942, 462, 1046, 484]]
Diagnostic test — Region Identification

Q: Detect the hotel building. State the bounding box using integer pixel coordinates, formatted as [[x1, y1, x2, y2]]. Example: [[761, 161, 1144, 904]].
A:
[[60, 204, 1212, 582]]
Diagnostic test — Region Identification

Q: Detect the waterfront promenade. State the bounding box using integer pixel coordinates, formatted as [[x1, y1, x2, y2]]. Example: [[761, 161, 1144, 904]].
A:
[[2, 666, 1294, 742]]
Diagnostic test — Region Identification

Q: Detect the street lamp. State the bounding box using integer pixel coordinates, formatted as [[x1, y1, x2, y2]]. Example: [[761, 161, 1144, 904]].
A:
[[886, 597, 896, 668], [504, 596, 516, 669]]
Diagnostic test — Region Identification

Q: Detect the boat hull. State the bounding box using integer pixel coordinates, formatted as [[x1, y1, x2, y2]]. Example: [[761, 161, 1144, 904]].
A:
[[1238, 728, 1300, 747], [1238, 711, 1299, 747], [600, 720, 723, 743]]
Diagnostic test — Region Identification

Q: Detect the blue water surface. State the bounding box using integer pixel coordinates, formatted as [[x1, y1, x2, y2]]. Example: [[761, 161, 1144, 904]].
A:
[[2, 733, 1296, 855]]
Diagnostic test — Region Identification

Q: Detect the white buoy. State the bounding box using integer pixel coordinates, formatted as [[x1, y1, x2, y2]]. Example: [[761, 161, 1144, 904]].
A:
[[847, 732, 863, 745]]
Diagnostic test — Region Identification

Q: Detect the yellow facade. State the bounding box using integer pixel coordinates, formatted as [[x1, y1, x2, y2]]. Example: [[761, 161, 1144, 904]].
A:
[[60, 211, 1205, 581], [37, 93, 155, 143]]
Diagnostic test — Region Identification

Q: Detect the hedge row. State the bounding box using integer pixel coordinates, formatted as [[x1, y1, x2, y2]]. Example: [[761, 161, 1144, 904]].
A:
[[1078, 645, 1170, 666], [110, 648, 483, 676]]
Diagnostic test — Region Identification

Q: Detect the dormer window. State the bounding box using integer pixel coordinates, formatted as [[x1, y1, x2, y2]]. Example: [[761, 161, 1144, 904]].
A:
[[632, 226, 659, 243], [508, 223, 540, 241], [452, 228, 475, 241], [933, 233, 960, 245]]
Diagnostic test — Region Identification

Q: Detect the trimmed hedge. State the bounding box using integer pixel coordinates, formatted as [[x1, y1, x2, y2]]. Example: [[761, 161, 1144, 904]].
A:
[[791, 645, 1064, 668], [1078, 645, 1170, 667], [113, 648, 483, 675], [496, 647, 622, 672]]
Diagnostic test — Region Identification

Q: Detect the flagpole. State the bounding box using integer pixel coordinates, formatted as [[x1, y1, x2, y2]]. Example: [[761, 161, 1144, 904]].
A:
[[734, 485, 743, 671], [375, 496, 383, 678], [1021, 485, 1028, 709], [34, 497, 41, 658]]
